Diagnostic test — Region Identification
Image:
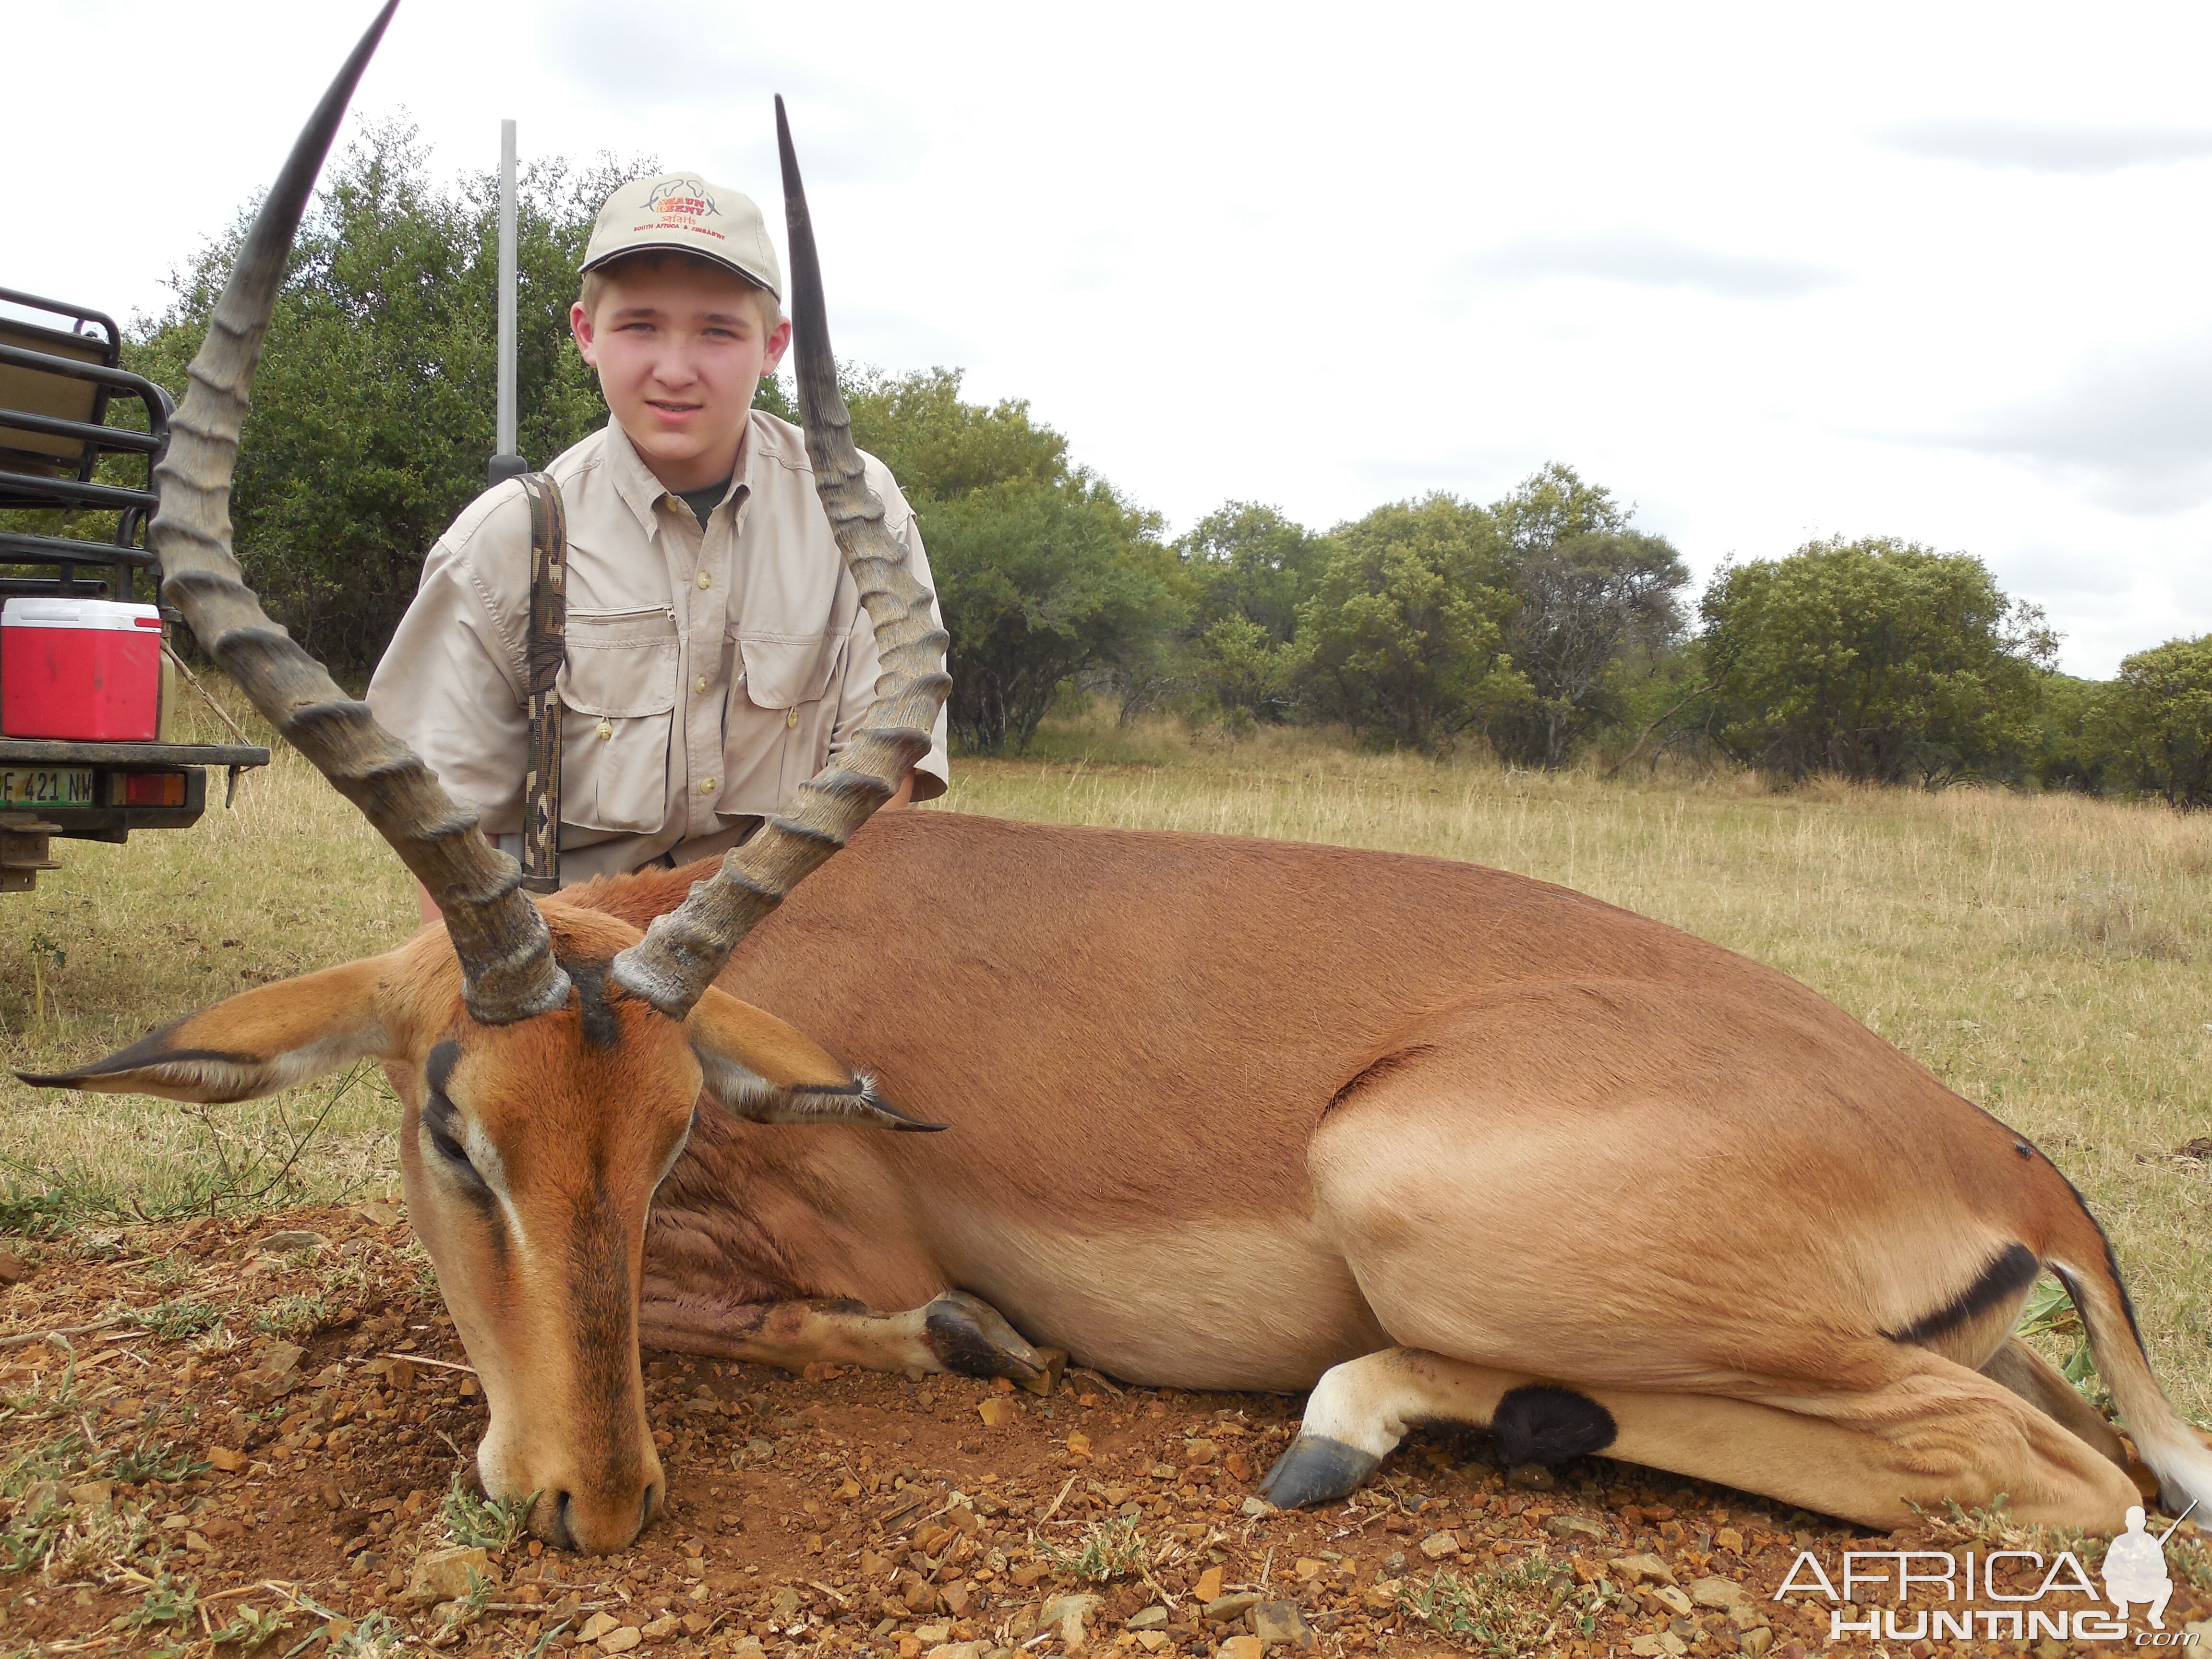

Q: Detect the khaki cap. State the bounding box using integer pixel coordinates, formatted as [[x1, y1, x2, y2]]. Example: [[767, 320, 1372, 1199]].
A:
[[580, 171, 781, 299]]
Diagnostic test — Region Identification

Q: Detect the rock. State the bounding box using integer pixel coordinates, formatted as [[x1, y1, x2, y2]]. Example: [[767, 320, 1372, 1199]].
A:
[[1611, 1552, 1677, 1585], [730, 1642, 766, 1659], [1020, 1347, 1068, 1396], [925, 1645, 981, 1659], [680, 1614, 711, 1636], [260, 1230, 326, 1254], [942, 1583, 973, 1617], [579, 1612, 621, 1643], [1653, 1584, 1694, 1615], [354, 1199, 404, 1228], [1193, 1567, 1225, 1602], [1505, 1463, 1559, 1490], [1240, 1496, 1275, 1517], [67, 1479, 114, 1509], [1183, 1439, 1219, 1466], [1205, 1592, 1262, 1622], [1065, 1432, 1092, 1458], [914, 1623, 951, 1645], [0, 1250, 33, 1284], [1127, 1607, 1168, 1630], [1739, 1629, 1773, 1657], [407, 1546, 493, 1606], [1247, 1601, 1313, 1650], [1628, 1637, 1687, 1658], [599, 1629, 643, 1654], [1148, 1462, 1178, 1479], [1713, 1527, 1744, 1554], [860, 1551, 893, 1575], [770, 1586, 802, 1623], [1417, 1530, 1460, 1560], [1689, 1577, 1750, 1612], [1221, 1638, 1265, 1659], [639, 1614, 680, 1640], [1039, 1592, 1102, 1649], [1545, 1514, 1607, 1541], [977, 1398, 1016, 1428]]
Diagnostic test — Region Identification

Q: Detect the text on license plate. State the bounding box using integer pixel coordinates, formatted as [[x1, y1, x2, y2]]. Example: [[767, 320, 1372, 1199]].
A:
[[0, 769, 94, 806]]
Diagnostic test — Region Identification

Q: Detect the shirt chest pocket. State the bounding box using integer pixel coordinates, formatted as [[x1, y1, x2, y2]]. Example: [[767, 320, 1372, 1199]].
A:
[[719, 630, 849, 812], [557, 606, 677, 835]]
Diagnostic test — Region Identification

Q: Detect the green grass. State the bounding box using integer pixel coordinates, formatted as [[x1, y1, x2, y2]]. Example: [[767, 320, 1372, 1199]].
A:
[[0, 685, 2204, 1425]]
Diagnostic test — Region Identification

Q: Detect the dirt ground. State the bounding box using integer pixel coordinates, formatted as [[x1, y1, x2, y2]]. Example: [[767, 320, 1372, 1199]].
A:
[[0, 1204, 2202, 1659]]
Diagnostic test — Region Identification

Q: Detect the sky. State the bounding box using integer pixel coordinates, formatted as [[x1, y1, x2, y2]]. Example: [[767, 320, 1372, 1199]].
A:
[[8, 1, 2211, 677]]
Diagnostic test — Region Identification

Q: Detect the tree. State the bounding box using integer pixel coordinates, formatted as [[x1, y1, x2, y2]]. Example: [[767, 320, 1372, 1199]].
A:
[[844, 368, 1178, 754], [1174, 502, 1326, 722], [1292, 494, 1528, 749], [128, 118, 655, 676], [2104, 635, 2212, 808], [1487, 464, 1687, 768], [1698, 536, 2056, 784]]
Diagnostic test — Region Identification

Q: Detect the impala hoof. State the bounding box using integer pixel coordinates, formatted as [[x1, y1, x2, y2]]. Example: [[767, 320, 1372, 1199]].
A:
[[923, 1290, 1052, 1387], [1258, 1434, 1380, 1508]]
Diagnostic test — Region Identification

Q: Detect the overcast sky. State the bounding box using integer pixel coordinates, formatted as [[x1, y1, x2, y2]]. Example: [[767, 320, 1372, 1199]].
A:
[[10, 1, 2210, 676]]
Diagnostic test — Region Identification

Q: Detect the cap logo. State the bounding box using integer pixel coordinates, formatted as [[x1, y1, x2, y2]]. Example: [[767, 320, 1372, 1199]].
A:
[[645, 179, 719, 220]]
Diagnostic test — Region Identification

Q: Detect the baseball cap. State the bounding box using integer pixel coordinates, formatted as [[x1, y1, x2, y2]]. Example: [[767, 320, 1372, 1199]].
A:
[[580, 172, 781, 300]]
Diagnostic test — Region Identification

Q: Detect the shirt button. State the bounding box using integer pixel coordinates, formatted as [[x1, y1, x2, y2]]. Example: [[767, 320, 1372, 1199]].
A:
[[595, 719, 613, 740], [695, 674, 709, 694], [696, 571, 711, 589], [785, 707, 800, 729], [699, 778, 718, 793]]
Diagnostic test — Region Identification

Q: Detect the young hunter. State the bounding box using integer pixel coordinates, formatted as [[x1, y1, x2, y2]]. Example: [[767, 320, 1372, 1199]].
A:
[[366, 172, 950, 917]]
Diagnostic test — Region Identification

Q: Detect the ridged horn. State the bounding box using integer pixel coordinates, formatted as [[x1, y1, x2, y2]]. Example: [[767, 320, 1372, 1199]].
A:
[[150, 0, 570, 1026], [610, 96, 951, 1021]]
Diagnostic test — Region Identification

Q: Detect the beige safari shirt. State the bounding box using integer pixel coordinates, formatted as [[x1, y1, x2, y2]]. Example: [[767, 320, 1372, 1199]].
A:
[[365, 412, 950, 887]]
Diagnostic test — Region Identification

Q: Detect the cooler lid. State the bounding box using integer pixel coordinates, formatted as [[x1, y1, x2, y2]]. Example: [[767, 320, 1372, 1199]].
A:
[[1, 598, 163, 631]]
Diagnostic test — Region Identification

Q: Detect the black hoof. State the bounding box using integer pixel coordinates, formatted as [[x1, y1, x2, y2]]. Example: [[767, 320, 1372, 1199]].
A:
[[1258, 1434, 1381, 1508], [1491, 1384, 1617, 1467], [923, 1291, 1046, 1384]]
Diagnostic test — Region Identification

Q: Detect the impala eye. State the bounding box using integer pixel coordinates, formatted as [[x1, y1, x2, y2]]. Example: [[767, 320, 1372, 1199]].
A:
[[422, 1094, 490, 1196]]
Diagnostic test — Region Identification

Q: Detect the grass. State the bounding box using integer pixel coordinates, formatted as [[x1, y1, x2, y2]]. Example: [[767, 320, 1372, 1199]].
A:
[[0, 684, 2204, 1422]]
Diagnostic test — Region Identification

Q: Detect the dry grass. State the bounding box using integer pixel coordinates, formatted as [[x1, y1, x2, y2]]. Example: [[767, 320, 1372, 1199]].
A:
[[0, 686, 2203, 1423]]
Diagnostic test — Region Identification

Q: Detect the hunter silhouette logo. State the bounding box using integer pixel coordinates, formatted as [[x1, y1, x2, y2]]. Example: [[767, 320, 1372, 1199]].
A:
[[2105, 1504, 2188, 1629], [1773, 1500, 2201, 1643]]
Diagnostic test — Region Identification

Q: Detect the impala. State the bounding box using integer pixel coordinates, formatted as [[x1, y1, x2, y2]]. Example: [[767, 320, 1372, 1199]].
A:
[[27, 3, 2211, 1556]]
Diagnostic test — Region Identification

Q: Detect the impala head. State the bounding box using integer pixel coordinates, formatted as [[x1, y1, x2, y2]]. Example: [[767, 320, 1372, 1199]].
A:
[[19, 6, 948, 1554]]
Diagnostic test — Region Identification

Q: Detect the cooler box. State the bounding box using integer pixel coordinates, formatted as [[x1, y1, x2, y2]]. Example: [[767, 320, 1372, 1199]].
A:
[[1, 598, 164, 741]]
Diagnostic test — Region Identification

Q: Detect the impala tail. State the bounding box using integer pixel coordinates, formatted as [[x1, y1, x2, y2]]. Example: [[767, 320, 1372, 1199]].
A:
[[2044, 1183, 2212, 1517]]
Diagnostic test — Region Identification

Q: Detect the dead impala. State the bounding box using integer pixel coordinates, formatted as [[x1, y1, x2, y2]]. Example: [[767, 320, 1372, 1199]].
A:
[[25, 3, 2210, 1555]]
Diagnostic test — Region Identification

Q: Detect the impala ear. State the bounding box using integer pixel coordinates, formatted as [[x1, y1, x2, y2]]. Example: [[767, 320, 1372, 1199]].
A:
[[686, 986, 945, 1131], [17, 958, 401, 1105]]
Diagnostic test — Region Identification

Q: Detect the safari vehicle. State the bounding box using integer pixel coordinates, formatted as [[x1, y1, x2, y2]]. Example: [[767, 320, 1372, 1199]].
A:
[[0, 285, 267, 890]]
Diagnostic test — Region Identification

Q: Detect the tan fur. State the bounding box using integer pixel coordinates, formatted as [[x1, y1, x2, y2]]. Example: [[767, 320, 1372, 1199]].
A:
[[36, 808, 2210, 1544]]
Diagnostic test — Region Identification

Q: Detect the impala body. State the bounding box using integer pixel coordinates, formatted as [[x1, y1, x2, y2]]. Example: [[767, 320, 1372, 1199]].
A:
[[27, 0, 2212, 1557]]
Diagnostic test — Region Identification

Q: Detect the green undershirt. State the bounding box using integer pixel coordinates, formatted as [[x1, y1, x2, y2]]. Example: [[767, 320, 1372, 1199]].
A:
[[676, 476, 733, 529]]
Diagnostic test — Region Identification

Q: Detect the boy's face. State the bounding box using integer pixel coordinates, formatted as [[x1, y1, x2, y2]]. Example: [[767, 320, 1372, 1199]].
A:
[[570, 259, 791, 492]]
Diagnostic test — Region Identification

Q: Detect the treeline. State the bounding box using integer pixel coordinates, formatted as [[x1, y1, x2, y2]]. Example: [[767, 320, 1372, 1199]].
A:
[[109, 124, 2212, 807]]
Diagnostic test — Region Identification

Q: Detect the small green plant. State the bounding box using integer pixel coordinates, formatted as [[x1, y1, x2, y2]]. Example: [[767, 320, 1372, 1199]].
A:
[[206, 1601, 291, 1648], [118, 1298, 227, 1341], [255, 1292, 330, 1338], [334, 1609, 410, 1658], [0, 1354, 106, 1423], [398, 1238, 439, 1295], [1397, 1562, 1576, 1655], [39, 1501, 151, 1586], [119, 1566, 201, 1629], [187, 1320, 238, 1356], [1038, 1514, 1151, 1581], [0, 1489, 68, 1574], [106, 1434, 206, 1486], [441, 1473, 536, 1552]]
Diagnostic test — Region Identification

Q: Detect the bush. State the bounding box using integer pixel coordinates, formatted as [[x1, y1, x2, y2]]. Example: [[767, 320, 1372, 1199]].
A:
[[1698, 536, 2056, 784], [2105, 635, 2212, 808]]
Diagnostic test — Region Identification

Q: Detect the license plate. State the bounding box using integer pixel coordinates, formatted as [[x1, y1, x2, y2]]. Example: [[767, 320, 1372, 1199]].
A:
[[0, 769, 94, 806]]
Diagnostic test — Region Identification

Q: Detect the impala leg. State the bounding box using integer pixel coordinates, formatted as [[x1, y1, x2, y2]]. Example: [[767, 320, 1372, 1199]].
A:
[[1261, 1346, 2141, 1528], [1978, 1336, 2128, 1466], [638, 1289, 1061, 1389]]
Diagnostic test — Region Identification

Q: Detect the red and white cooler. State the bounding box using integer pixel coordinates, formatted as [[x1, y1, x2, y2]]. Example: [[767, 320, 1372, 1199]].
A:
[[1, 597, 164, 741]]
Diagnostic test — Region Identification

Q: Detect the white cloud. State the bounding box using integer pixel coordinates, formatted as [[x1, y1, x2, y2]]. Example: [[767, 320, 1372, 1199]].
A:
[[1443, 228, 1846, 303], [1872, 118, 2212, 173]]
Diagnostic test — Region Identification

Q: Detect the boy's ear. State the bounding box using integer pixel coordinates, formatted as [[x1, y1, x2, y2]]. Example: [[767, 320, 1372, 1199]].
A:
[[685, 986, 943, 1131], [17, 958, 401, 1105]]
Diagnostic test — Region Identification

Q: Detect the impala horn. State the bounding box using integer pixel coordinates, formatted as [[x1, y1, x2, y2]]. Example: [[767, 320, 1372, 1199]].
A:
[[150, 0, 571, 1026], [610, 97, 951, 1021]]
